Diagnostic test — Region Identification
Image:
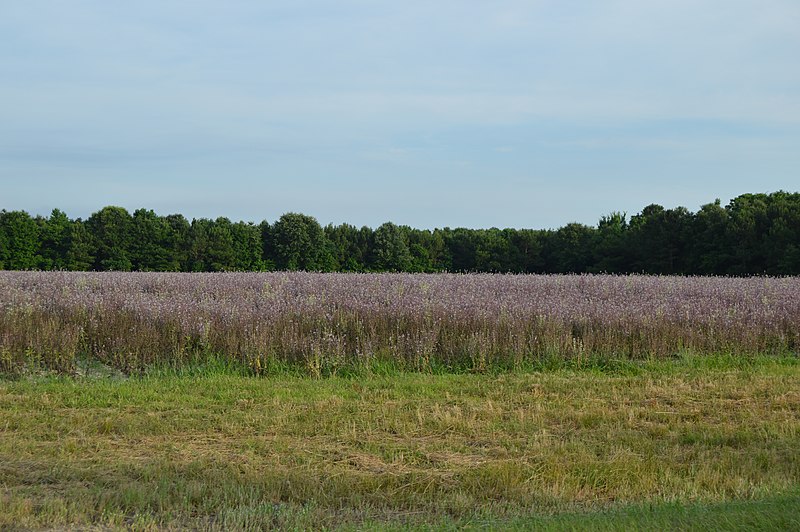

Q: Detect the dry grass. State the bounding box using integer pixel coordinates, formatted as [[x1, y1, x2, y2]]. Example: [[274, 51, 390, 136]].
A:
[[1, 355, 799, 529]]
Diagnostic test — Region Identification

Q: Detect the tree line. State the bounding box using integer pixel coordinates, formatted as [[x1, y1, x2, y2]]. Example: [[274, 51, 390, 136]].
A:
[[1, 191, 798, 275]]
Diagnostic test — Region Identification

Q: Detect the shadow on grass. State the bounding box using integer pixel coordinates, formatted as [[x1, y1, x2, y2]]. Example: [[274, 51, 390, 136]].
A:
[[4, 453, 799, 530]]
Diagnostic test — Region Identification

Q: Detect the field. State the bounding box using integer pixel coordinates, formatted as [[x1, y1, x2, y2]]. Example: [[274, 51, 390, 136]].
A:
[[1, 272, 800, 529], [2, 271, 799, 375], [2, 357, 800, 529]]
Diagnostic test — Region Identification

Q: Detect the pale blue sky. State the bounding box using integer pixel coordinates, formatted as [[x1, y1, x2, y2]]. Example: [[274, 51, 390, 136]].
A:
[[1, 1, 798, 228]]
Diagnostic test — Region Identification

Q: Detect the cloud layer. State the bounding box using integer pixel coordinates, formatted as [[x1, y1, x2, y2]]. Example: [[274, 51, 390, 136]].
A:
[[2, 1, 798, 228]]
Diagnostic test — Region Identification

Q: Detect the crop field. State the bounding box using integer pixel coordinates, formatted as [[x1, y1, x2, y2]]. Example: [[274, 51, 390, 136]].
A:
[[1, 271, 799, 375], [2, 272, 800, 529]]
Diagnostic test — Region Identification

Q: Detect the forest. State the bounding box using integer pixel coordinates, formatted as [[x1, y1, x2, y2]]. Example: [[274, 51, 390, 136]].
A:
[[0, 191, 798, 275]]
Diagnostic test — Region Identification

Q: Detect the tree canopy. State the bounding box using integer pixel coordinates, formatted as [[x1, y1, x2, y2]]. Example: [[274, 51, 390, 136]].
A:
[[1, 192, 798, 275]]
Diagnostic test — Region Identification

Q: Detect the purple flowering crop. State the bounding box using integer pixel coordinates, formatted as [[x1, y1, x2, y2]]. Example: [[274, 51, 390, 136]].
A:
[[1, 271, 797, 374]]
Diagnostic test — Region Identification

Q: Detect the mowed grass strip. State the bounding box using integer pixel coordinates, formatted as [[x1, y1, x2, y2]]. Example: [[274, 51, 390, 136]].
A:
[[1, 356, 799, 529]]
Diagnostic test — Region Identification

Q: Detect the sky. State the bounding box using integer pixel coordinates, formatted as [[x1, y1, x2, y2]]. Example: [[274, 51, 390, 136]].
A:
[[1, 1, 798, 229]]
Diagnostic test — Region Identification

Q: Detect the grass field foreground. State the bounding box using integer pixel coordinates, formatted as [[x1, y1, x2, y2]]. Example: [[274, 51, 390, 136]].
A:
[[1, 355, 799, 529]]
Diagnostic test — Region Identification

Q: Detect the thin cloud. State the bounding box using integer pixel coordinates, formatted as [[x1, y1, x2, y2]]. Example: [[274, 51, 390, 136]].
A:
[[1, 1, 798, 229]]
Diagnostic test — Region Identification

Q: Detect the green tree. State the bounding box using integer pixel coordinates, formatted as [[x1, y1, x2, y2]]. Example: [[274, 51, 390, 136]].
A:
[[726, 194, 764, 274], [690, 200, 732, 275], [165, 214, 191, 271], [0, 210, 41, 269], [272, 213, 332, 271], [474, 228, 512, 272], [259, 221, 276, 270], [373, 222, 413, 271], [86, 206, 134, 271], [206, 218, 236, 271], [628, 205, 693, 274], [0, 216, 7, 269], [64, 220, 95, 270], [444, 228, 478, 272], [324, 223, 371, 271], [507, 229, 544, 273], [187, 217, 240, 271], [2, 192, 798, 275], [758, 191, 800, 275], [545, 223, 596, 273], [592, 212, 629, 273], [427, 229, 452, 271], [188, 218, 212, 271], [130, 209, 177, 271], [231, 221, 265, 270], [37, 209, 73, 270], [405, 228, 447, 272]]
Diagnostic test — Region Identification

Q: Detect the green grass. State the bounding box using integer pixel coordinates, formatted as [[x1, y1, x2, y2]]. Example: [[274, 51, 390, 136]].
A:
[[409, 493, 800, 531], [1, 354, 799, 529]]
